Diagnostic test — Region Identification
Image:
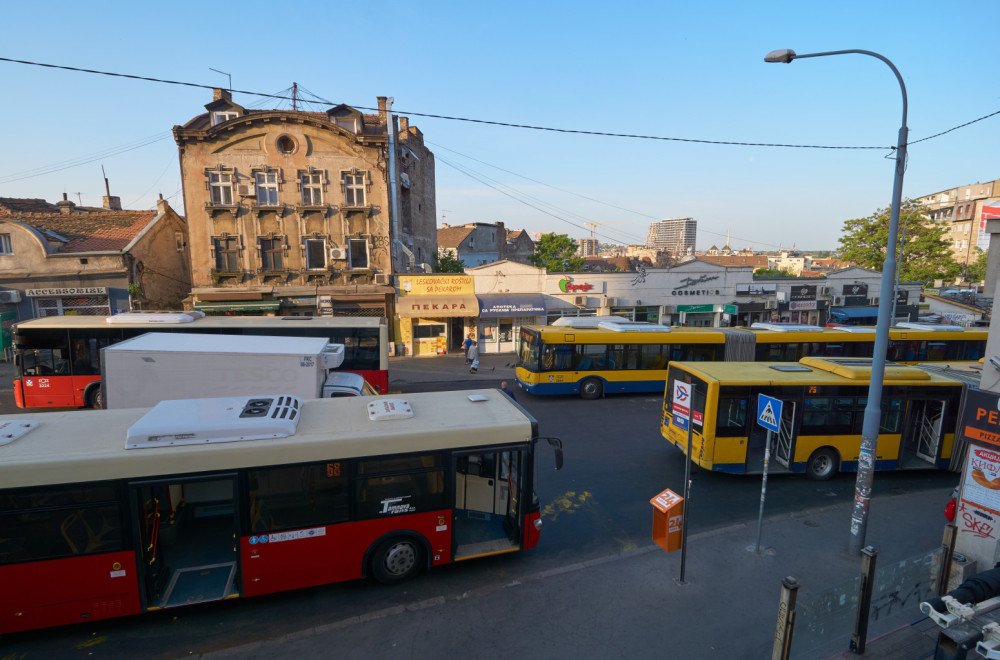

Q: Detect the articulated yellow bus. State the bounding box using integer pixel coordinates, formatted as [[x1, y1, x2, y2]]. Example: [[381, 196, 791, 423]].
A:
[[515, 320, 986, 399], [660, 357, 974, 479]]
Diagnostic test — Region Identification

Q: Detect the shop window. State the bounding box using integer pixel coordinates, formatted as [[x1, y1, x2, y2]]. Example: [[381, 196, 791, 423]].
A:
[[413, 323, 445, 339]]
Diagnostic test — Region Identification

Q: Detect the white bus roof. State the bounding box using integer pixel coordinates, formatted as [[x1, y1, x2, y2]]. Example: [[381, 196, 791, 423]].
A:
[[551, 316, 629, 328], [0, 390, 534, 490], [14, 314, 386, 331], [105, 332, 333, 356]]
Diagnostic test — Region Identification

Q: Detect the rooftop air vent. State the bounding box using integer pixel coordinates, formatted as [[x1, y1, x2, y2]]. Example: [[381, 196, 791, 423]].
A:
[[126, 395, 302, 449], [597, 321, 671, 333], [107, 311, 206, 325]]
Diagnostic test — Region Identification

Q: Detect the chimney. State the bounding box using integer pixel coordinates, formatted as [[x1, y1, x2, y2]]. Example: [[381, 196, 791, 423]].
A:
[[399, 116, 409, 134], [57, 192, 76, 214], [377, 96, 387, 124], [213, 88, 232, 102], [102, 175, 122, 210], [156, 193, 169, 214]]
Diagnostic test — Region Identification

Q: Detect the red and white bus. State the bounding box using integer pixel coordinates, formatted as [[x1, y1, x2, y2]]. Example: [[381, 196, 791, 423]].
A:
[[0, 389, 563, 633], [12, 312, 390, 408]]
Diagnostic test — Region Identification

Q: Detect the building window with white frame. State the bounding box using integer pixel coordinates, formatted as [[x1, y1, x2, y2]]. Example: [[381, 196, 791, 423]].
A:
[[209, 172, 234, 205], [0, 234, 11, 255], [304, 237, 327, 269], [256, 171, 280, 206], [349, 238, 369, 269], [212, 111, 239, 126], [301, 172, 323, 205], [343, 171, 366, 207]]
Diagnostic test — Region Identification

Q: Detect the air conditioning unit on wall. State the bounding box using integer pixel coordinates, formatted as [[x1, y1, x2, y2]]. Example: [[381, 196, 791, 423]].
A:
[[833, 296, 844, 306], [574, 296, 588, 306], [0, 290, 21, 303], [764, 299, 778, 310], [329, 248, 347, 260], [604, 297, 616, 307], [818, 286, 832, 296], [374, 273, 390, 285], [236, 183, 256, 197]]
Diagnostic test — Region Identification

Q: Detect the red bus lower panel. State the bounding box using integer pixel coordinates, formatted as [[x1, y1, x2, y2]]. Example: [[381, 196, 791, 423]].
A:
[[241, 511, 452, 598], [0, 551, 140, 634]]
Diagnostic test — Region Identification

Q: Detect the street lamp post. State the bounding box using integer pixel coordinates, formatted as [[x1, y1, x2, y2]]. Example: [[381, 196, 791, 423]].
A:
[[765, 48, 908, 555]]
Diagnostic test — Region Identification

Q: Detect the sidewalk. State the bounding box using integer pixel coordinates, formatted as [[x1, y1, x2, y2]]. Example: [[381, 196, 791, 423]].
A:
[[200, 488, 951, 659], [382, 352, 947, 658]]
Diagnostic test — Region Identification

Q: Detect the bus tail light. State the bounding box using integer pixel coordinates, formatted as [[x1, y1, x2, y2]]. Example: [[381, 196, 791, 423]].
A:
[[533, 518, 543, 531]]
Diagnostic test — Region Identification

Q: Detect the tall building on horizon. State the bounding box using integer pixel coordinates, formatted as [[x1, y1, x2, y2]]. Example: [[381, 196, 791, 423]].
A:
[[578, 237, 599, 257], [646, 217, 696, 255]]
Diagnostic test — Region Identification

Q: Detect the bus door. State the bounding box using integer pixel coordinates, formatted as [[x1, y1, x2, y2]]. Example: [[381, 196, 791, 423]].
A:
[[453, 450, 523, 560], [771, 400, 798, 470], [902, 399, 947, 466], [129, 473, 240, 611]]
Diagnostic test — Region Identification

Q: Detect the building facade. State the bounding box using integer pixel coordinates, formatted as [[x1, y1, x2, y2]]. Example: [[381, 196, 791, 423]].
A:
[[917, 179, 1000, 265], [646, 217, 696, 255], [173, 90, 435, 316], [437, 222, 534, 267], [0, 195, 190, 321]]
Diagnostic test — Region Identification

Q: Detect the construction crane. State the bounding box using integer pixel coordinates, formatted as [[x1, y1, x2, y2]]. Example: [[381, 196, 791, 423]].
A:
[[583, 221, 624, 240]]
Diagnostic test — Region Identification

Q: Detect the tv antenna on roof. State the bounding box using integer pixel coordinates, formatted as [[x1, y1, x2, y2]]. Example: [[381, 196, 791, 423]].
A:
[[208, 67, 232, 91]]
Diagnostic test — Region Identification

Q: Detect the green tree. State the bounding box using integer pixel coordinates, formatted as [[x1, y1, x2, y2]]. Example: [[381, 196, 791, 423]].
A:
[[838, 200, 960, 283], [530, 234, 585, 271], [433, 252, 466, 273], [753, 268, 797, 278], [965, 247, 989, 283]]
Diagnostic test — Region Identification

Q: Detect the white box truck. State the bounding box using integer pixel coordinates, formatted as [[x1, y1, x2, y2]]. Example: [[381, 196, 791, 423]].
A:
[[100, 332, 359, 409]]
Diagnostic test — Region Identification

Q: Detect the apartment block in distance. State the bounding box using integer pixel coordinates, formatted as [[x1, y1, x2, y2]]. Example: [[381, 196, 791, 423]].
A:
[[646, 217, 696, 256]]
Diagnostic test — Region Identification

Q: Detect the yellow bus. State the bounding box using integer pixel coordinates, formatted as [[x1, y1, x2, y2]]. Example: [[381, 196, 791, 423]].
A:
[[515, 321, 986, 399], [660, 357, 971, 479]]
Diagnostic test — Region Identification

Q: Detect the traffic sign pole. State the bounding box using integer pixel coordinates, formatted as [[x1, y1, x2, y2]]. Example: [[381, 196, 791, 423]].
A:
[[753, 394, 783, 555], [754, 428, 772, 554]]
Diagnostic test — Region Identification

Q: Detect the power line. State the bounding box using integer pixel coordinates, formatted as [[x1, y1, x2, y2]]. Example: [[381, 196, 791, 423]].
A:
[[435, 154, 647, 245], [4, 55, 995, 150], [432, 141, 782, 249]]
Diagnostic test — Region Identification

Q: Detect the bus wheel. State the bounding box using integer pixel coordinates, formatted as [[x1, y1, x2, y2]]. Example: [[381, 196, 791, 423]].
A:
[[580, 378, 603, 400], [371, 537, 423, 584], [806, 448, 839, 481], [86, 387, 103, 409]]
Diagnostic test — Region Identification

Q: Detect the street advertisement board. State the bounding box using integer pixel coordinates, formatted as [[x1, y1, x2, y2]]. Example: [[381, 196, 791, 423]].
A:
[[672, 381, 691, 431]]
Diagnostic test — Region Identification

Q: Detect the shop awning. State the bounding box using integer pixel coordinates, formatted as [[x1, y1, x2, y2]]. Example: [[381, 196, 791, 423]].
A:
[[829, 307, 879, 320], [396, 294, 479, 318], [477, 293, 546, 317], [194, 301, 281, 312]]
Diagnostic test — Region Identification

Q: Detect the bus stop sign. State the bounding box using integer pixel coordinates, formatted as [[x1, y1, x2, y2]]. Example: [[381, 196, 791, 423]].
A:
[[757, 394, 782, 433]]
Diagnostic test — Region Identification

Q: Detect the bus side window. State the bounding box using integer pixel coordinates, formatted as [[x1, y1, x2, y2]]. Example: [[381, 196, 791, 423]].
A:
[[716, 398, 748, 436]]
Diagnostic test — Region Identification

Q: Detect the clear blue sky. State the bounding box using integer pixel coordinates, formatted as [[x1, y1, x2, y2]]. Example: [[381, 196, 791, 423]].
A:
[[1, 0, 997, 252]]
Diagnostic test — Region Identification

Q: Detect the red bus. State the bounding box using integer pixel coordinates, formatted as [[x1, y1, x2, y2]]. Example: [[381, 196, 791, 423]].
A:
[[0, 390, 563, 633], [12, 312, 390, 408]]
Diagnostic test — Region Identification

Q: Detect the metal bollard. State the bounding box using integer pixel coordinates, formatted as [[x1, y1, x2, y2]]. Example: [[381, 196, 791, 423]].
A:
[[850, 545, 878, 654], [773, 576, 799, 660]]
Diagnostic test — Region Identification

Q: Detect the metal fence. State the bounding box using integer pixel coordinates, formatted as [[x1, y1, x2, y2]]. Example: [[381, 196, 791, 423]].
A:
[[790, 547, 944, 659]]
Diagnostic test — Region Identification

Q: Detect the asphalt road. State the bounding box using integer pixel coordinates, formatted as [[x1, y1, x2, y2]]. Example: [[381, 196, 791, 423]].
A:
[[1, 356, 957, 658]]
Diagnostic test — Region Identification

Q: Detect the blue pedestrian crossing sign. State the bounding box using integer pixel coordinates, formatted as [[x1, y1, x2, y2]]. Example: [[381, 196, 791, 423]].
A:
[[757, 394, 782, 433]]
